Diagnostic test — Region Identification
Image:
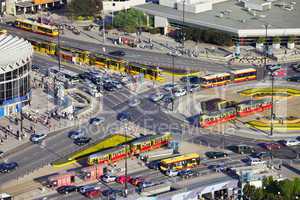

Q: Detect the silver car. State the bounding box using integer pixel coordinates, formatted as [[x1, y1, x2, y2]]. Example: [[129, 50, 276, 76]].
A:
[[68, 130, 85, 140]]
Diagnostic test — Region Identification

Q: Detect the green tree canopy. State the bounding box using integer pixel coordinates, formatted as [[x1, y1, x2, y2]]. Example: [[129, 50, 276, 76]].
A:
[[68, 0, 103, 17], [113, 9, 147, 33]]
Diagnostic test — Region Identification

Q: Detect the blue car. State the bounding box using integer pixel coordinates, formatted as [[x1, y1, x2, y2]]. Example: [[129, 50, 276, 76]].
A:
[[0, 162, 18, 173]]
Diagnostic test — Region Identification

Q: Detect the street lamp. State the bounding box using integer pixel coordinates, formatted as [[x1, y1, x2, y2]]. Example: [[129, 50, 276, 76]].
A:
[[182, 0, 186, 50], [263, 24, 271, 79], [123, 118, 129, 197], [169, 52, 176, 111]]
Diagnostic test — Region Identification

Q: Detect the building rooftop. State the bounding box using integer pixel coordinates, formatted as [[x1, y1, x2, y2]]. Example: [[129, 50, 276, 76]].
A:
[[135, 1, 300, 37], [0, 34, 33, 73]]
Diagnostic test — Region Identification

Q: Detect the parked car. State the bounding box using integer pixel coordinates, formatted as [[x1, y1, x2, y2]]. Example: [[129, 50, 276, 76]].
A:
[[163, 83, 177, 91], [57, 185, 78, 194], [30, 133, 47, 143], [84, 189, 101, 198], [282, 139, 300, 146], [110, 80, 123, 89], [205, 151, 228, 159], [68, 130, 85, 140], [89, 117, 105, 126], [130, 177, 144, 186], [128, 98, 141, 107], [102, 189, 122, 197], [101, 174, 118, 183], [174, 88, 187, 97], [286, 76, 300, 82], [260, 142, 281, 151], [116, 175, 132, 184], [109, 50, 126, 57], [74, 137, 91, 146], [180, 76, 200, 83], [0, 162, 18, 173], [150, 93, 164, 102]]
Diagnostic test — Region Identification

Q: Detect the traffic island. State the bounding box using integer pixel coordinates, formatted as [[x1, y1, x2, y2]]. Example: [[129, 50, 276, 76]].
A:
[[52, 134, 132, 168], [238, 87, 300, 99], [246, 117, 300, 132]]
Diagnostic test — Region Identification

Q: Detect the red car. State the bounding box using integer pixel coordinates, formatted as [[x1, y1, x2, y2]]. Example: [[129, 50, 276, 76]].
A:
[[84, 189, 101, 198], [116, 175, 132, 184], [262, 143, 281, 151], [129, 177, 144, 186]]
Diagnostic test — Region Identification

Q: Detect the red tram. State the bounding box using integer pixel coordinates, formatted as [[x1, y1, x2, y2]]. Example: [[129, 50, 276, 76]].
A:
[[87, 133, 172, 165], [199, 108, 237, 128], [237, 99, 272, 117]]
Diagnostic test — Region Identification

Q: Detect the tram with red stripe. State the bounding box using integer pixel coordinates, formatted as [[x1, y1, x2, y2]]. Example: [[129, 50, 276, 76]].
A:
[[87, 133, 172, 165], [237, 99, 272, 117], [199, 108, 237, 128]]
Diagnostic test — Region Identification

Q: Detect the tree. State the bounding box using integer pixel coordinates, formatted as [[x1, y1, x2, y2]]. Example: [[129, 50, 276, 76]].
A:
[[273, 36, 281, 44], [68, 0, 103, 18], [113, 9, 147, 33], [257, 37, 266, 44]]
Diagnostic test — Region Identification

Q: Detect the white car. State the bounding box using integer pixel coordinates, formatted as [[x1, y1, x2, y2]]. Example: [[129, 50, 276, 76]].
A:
[[282, 139, 300, 146], [150, 93, 164, 102], [163, 84, 177, 91], [246, 157, 267, 166], [129, 98, 141, 107], [174, 88, 187, 97], [101, 174, 118, 183], [30, 134, 47, 143], [89, 117, 105, 126], [79, 185, 100, 194], [68, 130, 85, 140], [166, 169, 178, 177], [111, 80, 123, 89]]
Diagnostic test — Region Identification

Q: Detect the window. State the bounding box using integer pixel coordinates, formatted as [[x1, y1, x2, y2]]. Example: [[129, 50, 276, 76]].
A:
[[5, 71, 12, 81], [0, 83, 4, 101], [5, 82, 12, 100], [13, 69, 18, 79]]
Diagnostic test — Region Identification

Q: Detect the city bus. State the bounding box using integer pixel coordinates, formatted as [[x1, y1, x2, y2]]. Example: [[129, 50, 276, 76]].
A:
[[159, 153, 201, 172], [15, 18, 59, 37], [48, 66, 80, 85], [230, 68, 257, 83], [200, 73, 231, 88]]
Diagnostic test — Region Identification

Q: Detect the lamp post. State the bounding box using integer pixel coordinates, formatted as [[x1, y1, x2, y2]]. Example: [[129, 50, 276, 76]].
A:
[[170, 53, 176, 111], [263, 24, 271, 79], [182, 0, 186, 50], [270, 71, 274, 136], [124, 119, 128, 197]]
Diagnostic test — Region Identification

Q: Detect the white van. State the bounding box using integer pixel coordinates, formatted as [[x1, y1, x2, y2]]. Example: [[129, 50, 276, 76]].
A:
[[247, 157, 267, 166]]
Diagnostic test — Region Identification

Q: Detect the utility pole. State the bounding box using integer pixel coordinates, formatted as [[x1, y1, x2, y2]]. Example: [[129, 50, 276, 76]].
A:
[[171, 54, 175, 111], [182, 0, 185, 50], [124, 120, 128, 197], [270, 72, 274, 136], [102, 10, 105, 43], [263, 24, 271, 79]]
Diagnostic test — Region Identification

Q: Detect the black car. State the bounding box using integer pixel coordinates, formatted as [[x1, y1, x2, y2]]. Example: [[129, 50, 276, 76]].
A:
[[147, 160, 161, 170], [74, 137, 91, 146], [31, 64, 40, 71], [117, 112, 131, 121], [0, 162, 18, 173], [180, 76, 201, 84], [291, 63, 300, 72], [227, 145, 255, 154], [178, 169, 198, 178], [57, 185, 79, 194], [102, 189, 122, 197], [205, 151, 228, 159], [286, 76, 300, 82], [252, 152, 272, 160], [109, 50, 126, 57], [103, 83, 117, 92]]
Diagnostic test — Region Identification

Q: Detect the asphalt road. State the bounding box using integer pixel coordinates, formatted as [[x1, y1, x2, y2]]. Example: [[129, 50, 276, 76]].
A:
[[0, 23, 241, 73]]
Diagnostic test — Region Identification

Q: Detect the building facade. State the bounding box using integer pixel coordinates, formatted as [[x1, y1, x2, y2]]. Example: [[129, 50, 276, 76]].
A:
[[0, 34, 33, 118]]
